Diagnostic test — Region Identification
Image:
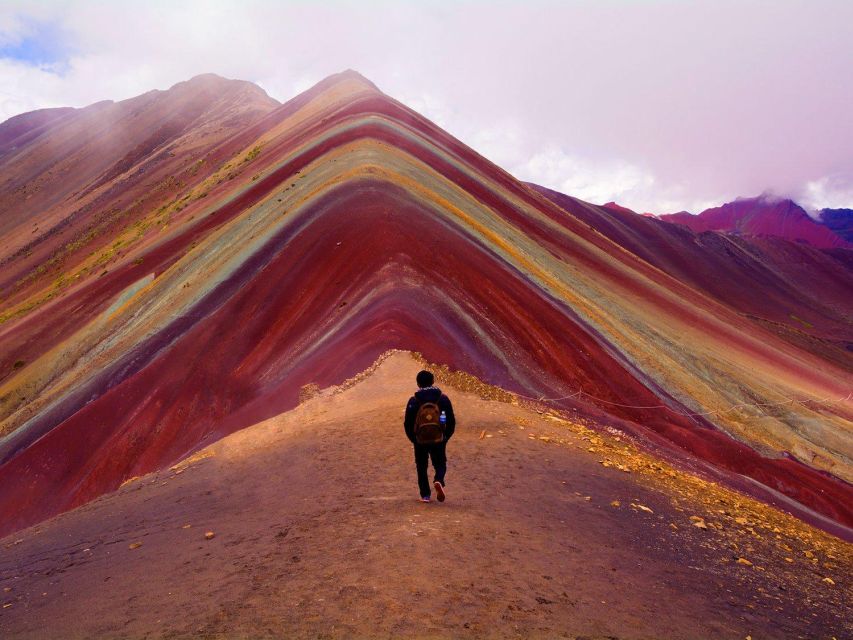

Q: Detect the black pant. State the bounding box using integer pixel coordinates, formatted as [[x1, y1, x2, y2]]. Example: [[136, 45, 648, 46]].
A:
[[414, 441, 447, 498]]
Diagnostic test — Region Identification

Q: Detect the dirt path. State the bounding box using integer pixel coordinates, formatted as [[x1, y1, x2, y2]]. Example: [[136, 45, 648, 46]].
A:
[[0, 352, 850, 639]]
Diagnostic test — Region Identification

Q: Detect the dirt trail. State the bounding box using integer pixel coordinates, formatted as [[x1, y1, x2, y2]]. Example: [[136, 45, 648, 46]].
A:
[[0, 352, 850, 639]]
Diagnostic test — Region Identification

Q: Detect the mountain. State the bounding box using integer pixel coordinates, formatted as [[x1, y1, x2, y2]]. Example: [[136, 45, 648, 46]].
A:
[[0, 71, 851, 546], [603, 201, 657, 217], [0, 73, 279, 265], [1, 352, 850, 638], [534, 184, 853, 374], [819, 207, 853, 242], [660, 196, 851, 249], [602, 201, 637, 215], [0, 106, 76, 154]]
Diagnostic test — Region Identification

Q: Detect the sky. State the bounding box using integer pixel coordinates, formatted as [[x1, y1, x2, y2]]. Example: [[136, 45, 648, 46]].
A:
[[1, 0, 852, 214]]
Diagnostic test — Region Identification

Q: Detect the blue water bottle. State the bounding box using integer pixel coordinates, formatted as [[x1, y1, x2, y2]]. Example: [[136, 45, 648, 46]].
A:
[[440, 411, 447, 426]]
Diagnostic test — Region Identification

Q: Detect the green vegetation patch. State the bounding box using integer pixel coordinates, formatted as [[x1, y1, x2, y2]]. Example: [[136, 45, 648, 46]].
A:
[[242, 145, 263, 163]]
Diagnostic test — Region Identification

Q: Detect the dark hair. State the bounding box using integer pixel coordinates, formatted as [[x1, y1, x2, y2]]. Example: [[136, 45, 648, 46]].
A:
[[416, 370, 434, 388]]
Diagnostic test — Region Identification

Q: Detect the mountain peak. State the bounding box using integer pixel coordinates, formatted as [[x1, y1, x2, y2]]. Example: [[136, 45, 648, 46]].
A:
[[602, 201, 636, 214], [183, 72, 231, 85], [334, 68, 381, 90], [659, 194, 850, 248], [165, 72, 278, 104], [306, 68, 383, 100]]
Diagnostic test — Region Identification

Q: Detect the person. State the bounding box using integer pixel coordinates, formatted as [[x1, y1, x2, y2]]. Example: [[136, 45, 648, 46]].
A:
[[404, 369, 456, 503]]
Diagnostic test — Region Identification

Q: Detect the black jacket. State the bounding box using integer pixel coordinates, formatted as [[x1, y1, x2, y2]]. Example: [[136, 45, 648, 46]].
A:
[[404, 387, 456, 444]]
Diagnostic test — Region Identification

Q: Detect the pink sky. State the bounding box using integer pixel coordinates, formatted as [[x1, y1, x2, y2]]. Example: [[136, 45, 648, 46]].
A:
[[1, 0, 851, 213]]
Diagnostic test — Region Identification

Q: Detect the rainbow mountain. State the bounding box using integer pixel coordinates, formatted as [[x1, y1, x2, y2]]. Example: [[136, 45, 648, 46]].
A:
[[0, 71, 851, 540]]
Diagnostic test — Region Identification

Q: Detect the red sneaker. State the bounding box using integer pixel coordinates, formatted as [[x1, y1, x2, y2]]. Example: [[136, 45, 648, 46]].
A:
[[434, 481, 446, 502]]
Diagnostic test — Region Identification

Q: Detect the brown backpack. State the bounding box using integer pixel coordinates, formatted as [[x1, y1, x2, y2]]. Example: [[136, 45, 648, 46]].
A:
[[414, 401, 444, 444]]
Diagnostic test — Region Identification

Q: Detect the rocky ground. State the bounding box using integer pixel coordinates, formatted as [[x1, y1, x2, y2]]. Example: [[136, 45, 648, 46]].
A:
[[0, 352, 850, 639]]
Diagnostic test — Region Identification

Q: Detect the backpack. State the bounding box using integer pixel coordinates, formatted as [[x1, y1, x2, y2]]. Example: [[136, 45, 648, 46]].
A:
[[414, 401, 444, 444]]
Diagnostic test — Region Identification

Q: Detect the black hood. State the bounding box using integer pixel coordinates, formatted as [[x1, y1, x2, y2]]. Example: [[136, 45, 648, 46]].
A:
[[415, 387, 443, 403]]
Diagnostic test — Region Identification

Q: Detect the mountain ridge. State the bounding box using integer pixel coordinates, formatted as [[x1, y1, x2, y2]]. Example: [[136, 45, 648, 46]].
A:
[[1, 351, 849, 639], [0, 71, 851, 543], [659, 196, 851, 249]]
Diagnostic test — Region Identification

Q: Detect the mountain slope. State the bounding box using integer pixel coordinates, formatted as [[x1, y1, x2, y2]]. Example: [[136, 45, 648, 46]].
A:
[[820, 207, 853, 242], [660, 197, 851, 249], [0, 71, 851, 542], [1, 353, 850, 639], [0, 73, 279, 315], [534, 184, 853, 372], [0, 107, 76, 155]]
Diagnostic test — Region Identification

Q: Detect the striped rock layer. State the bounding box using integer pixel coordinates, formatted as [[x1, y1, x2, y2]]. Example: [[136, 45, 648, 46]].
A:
[[0, 71, 851, 539]]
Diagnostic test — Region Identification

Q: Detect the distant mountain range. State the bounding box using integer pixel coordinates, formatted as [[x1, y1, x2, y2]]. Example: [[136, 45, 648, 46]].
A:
[[636, 196, 852, 249], [819, 207, 853, 242]]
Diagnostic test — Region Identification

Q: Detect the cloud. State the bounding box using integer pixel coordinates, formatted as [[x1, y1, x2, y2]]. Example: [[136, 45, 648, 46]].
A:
[[0, 0, 851, 213], [514, 149, 653, 207], [0, 19, 71, 66], [801, 176, 853, 213], [0, 58, 70, 116], [508, 148, 720, 214]]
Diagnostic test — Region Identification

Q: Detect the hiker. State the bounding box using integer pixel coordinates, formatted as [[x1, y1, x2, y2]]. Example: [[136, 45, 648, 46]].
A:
[[404, 370, 456, 503]]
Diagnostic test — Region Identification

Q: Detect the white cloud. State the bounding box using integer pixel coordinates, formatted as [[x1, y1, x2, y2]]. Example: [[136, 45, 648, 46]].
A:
[[801, 175, 853, 213], [392, 91, 457, 131], [0, 58, 70, 117], [0, 0, 850, 214], [513, 149, 654, 207]]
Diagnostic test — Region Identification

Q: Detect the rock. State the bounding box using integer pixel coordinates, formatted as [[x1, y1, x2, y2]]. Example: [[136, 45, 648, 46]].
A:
[[204, 531, 215, 540], [631, 503, 653, 514], [736, 557, 753, 566], [610, 500, 621, 507], [735, 517, 749, 525], [822, 577, 835, 585], [298, 383, 320, 403], [128, 542, 142, 550]]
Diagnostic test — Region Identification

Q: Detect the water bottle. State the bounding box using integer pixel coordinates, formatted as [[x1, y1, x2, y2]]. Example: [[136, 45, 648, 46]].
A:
[[439, 410, 447, 426]]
